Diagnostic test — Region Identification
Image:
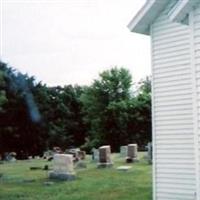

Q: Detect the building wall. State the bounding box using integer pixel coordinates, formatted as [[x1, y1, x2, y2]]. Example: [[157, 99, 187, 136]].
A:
[[151, 1, 196, 199], [193, 3, 200, 199]]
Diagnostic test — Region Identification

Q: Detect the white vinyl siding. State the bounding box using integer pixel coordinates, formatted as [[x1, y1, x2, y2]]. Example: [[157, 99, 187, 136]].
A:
[[193, 4, 200, 197], [151, 1, 196, 200]]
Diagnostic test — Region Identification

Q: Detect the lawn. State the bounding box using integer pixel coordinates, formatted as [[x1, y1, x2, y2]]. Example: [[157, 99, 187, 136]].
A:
[[0, 153, 152, 200]]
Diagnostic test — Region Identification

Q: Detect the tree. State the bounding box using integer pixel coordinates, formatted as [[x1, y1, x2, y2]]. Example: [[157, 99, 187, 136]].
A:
[[0, 62, 43, 156], [33, 84, 87, 150], [0, 62, 8, 111], [81, 67, 133, 151], [0, 61, 151, 156], [126, 77, 152, 148]]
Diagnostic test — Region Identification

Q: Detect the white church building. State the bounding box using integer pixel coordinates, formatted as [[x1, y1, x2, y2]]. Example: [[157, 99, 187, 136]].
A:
[[128, 0, 200, 200]]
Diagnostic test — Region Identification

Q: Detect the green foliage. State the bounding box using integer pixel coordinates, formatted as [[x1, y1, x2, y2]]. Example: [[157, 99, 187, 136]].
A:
[[33, 84, 86, 149], [0, 63, 8, 111], [0, 61, 151, 155], [81, 67, 151, 151]]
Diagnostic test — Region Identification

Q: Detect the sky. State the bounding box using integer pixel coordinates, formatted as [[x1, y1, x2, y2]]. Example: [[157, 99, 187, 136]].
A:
[[0, 0, 150, 86]]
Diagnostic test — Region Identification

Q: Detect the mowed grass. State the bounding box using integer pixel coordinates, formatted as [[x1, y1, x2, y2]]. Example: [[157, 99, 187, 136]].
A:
[[0, 153, 152, 200]]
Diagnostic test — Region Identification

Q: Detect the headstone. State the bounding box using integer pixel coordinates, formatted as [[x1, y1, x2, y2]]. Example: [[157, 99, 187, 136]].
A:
[[5, 152, 17, 162], [28, 156, 33, 160], [126, 144, 138, 163], [120, 146, 127, 157], [66, 148, 80, 162], [147, 142, 152, 164], [48, 154, 76, 181], [53, 146, 62, 154], [97, 145, 113, 168], [43, 150, 54, 160], [78, 150, 86, 160], [92, 148, 99, 162]]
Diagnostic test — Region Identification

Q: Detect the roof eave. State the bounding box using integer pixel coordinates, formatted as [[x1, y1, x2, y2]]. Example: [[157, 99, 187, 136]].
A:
[[127, 0, 170, 35], [169, 0, 198, 23]]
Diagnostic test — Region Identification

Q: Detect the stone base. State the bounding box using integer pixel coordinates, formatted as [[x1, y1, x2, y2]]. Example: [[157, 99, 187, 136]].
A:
[[97, 162, 113, 168], [126, 157, 133, 163], [126, 157, 139, 163], [48, 171, 76, 181]]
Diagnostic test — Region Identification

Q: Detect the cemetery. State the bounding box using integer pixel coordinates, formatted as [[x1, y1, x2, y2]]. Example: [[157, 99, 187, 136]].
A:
[[3, 0, 200, 199], [0, 151, 152, 200], [0, 61, 152, 199]]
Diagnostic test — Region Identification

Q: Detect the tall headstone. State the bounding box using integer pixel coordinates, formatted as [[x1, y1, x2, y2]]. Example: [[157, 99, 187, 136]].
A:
[[120, 146, 127, 157], [49, 154, 76, 181], [97, 145, 113, 168], [126, 144, 138, 163]]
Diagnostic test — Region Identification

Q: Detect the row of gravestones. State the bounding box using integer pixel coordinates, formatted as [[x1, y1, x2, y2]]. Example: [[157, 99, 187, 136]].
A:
[[49, 142, 152, 181], [92, 144, 139, 164], [48, 144, 142, 181], [97, 144, 138, 167], [43, 148, 86, 162], [94, 143, 152, 165], [93, 144, 138, 165]]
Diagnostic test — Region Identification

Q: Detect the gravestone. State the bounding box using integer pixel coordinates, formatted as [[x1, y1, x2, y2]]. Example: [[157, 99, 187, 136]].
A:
[[53, 146, 62, 154], [66, 148, 80, 162], [5, 152, 17, 162], [43, 150, 54, 160], [78, 150, 86, 160], [92, 148, 99, 162], [147, 142, 152, 164], [120, 146, 127, 157], [28, 156, 33, 160], [35, 156, 40, 159], [49, 154, 76, 181], [126, 144, 138, 163], [97, 145, 113, 168]]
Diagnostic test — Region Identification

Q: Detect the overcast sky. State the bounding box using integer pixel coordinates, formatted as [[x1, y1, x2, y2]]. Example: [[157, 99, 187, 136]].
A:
[[0, 0, 150, 86]]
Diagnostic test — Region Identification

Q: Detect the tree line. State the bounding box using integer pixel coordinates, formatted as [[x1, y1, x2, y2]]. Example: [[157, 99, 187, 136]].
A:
[[0, 61, 151, 158]]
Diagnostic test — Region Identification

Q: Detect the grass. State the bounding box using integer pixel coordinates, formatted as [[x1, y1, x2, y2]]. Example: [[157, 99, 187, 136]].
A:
[[0, 153, 152, 200]]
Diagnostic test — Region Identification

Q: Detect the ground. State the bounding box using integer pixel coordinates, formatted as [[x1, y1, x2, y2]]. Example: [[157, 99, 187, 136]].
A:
[[0, 153, 152, 200]]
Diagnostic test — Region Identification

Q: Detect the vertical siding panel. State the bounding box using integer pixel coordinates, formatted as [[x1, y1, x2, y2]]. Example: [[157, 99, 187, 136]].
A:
[[193, 4, 200, 199], [151, 1, 196, 199]]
